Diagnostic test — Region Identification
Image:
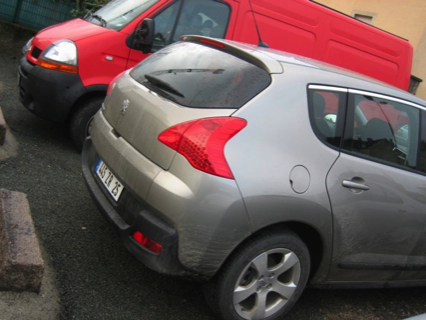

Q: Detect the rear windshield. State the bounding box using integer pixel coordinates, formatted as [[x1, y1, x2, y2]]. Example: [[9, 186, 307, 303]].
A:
[[130, 42, 271, 109]]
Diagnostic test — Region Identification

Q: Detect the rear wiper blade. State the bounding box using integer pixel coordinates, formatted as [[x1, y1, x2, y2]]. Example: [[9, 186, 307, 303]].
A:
[[145, 74, 185, 98]]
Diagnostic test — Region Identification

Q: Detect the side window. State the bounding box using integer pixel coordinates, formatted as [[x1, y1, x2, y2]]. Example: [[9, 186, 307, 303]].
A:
[[417, 111, 426, 173], [308, 87, 347, 148], [342, 93, 420, 170], [152, 1, 180, 52], [152, 0, 230, 52], [172, 0, 230, 41]]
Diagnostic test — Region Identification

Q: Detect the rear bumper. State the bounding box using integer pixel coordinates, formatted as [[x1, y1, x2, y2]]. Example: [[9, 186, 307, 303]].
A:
[[18, 57, 86, 123], [81, 138, 194, 278], [83, 110, 252, 280]]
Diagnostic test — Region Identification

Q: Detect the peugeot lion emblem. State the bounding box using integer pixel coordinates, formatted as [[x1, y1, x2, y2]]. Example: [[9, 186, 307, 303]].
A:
[[121, 99, 130, 115]]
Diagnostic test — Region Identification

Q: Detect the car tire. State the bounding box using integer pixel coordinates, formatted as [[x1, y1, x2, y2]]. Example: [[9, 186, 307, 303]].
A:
[[70, 97, 103, 151], [204, 229, 310, 320]]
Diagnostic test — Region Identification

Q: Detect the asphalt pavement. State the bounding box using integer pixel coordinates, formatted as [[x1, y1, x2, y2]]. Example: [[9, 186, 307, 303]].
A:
[[1, 21, 426, 320]]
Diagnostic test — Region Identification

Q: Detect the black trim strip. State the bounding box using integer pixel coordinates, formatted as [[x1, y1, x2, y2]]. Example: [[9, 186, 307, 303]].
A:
[[339, 262, 426, 271]]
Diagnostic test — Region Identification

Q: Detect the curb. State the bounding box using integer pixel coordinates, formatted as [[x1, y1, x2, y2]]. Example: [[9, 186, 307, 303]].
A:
[[0, 106, 18, 161], [0, 189, 44, 292], [0, 106, 5, 145]]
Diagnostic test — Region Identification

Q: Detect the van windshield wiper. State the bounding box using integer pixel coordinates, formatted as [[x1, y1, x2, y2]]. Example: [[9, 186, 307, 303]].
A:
[[84, 11, 92, 20], [92, 14, 107, 27], [122, 9, 134, 17], [144, 74, 185, 98], [84, 11, 107, 28]]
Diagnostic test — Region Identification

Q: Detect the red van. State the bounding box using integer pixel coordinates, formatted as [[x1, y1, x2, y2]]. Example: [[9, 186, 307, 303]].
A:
[[18, 0, 413, 149]]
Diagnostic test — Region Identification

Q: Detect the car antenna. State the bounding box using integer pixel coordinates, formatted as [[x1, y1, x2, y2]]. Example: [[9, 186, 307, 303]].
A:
[[248, 0, 269, 48]]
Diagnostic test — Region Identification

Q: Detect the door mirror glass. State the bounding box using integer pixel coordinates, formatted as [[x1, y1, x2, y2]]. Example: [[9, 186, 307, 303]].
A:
[[134, 18, 155, 53]]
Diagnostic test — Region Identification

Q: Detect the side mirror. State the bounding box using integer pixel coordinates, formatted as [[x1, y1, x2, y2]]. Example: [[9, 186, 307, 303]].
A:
[[133, 18, 155, 54]]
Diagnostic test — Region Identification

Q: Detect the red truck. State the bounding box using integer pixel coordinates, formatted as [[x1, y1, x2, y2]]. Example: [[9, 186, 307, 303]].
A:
[[18, 0, 413, 149]]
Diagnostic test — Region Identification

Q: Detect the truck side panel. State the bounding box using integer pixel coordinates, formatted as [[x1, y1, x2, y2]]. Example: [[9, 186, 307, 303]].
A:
[[233, 0, 412, 90]]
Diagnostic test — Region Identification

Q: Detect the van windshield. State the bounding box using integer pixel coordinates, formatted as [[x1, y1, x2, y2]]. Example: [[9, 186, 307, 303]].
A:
[[85, 0, 159, 31], [130, 42, 271, 109]]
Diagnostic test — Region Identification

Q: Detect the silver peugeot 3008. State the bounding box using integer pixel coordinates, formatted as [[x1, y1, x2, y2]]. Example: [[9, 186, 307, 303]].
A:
[[82, 35, 426, 320]]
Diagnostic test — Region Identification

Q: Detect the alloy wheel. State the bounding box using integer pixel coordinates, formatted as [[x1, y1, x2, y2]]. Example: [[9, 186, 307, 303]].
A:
[[233, 248, 301, 320]]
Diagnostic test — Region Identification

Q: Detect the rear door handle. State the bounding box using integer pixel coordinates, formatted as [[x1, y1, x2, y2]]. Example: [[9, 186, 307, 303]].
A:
[[342, 179, 370, 191]]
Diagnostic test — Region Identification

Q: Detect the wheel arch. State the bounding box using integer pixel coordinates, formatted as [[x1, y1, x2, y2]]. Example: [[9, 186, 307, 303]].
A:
[[203, 222, 317, 319], [66, 85, 107, 122], [211, 221, 325, 282], [285, 221, 324, 280]]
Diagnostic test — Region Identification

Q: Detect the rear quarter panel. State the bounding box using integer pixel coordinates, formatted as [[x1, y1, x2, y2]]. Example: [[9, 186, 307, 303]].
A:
[[227, 67, 338, 282], [147, 155, 251, 276]]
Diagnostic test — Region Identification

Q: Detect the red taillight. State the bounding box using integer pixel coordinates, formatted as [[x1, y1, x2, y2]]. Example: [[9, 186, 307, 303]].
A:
[[133, 231, 162, 254], [158, 117, 247, 179]]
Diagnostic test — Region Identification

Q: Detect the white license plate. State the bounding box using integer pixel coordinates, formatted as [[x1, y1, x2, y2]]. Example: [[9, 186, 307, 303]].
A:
[[95, 160, 124, 202]]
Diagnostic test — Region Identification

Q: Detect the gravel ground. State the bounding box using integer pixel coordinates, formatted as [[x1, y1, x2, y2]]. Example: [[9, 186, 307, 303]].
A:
[[1, 20, 426, 320]]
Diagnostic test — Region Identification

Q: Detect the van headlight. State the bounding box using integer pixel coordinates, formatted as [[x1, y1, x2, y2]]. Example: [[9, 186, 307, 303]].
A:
[[22, 36, 34, 54], [38, 39, 78, 74]]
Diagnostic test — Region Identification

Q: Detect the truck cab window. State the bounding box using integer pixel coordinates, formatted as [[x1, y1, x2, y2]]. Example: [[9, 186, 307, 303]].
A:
[[172, 0, 230, 41], [152, 0, 230, 52], [152, 2, 180, 51]]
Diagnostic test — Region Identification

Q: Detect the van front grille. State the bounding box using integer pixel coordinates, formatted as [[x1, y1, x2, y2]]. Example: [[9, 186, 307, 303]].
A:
[[31, 46, 42, 59]]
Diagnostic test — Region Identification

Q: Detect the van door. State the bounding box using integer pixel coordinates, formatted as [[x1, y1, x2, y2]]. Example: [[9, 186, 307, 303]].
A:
[[326, 90, 426, 282], [126, 0, 233, 69]]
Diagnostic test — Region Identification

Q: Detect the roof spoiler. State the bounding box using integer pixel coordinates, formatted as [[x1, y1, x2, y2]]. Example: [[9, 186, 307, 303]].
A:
[[180, 35, 283, 74]]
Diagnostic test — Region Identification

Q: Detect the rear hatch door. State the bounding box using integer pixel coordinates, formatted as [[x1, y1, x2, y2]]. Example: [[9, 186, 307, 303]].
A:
[[102, 41, 272, 170]]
